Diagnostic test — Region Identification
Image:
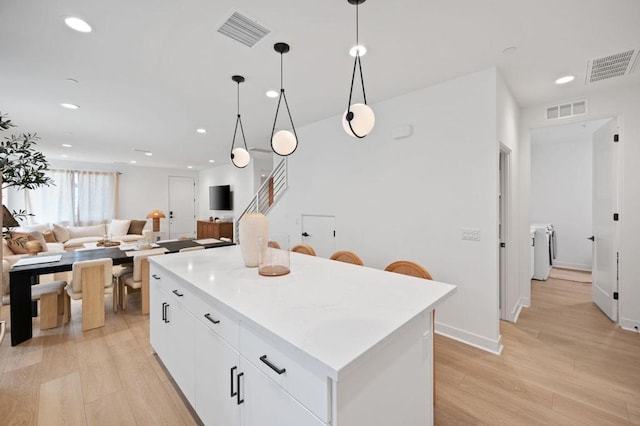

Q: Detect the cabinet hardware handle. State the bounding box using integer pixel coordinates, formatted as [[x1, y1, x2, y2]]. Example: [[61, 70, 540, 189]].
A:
[[204, 313, 220, 324], [162, 302, 167, 322], [230, 366, 237, 397], [172, 289, 184, 297], [163, 303, 170, 323], [152, 274, 160, 280], [236, 372, 244, 405], [260, 355, 286, 374]]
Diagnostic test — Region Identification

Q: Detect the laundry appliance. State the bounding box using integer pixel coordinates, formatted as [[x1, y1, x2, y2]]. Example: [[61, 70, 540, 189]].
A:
[[531, 223, 556, 280]]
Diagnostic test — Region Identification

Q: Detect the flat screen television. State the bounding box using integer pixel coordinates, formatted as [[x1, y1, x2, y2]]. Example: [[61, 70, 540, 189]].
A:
[[209, 185, 233, 210]]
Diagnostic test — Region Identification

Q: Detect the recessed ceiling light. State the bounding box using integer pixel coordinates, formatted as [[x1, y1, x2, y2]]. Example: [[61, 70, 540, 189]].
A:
[[64, 131, 73, 135], [61, 154, 68, 158], [62, 144, 72, 148], [502, 46, 517, 55], [266, 90, 279, 98], [187, 166, 193, 169], [64, 17, 92, 33], [130, 160, 137, 164], [60, 103, 79, 109], [209, 160, 215, 163], [65, 78, 79, 84], [555, 75, 575, 85], [196, 128, 207, 134], [349, 45, 367, 57], [145, 152, 153, 156]]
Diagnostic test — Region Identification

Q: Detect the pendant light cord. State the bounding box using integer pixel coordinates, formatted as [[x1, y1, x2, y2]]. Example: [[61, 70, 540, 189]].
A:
[[271, 50, 298, 149], [346, 0, 369, 138], [231, 80, 248, 154]]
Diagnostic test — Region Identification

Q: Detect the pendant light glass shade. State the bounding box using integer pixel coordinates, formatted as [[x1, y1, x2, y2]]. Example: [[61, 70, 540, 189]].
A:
[[229, 75, 251, 168], [231, 147, 250, 168], [344, 0, 374, 139], [342, 103, 375, 137], [270, 42, 298, 156]]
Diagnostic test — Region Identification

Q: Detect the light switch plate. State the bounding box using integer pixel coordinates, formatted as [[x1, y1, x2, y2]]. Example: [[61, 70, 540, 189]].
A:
[[462, 228, 481, 241]]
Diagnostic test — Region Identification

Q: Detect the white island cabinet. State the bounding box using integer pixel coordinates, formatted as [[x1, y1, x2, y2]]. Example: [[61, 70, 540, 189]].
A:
[[149, 246, 456, 426]]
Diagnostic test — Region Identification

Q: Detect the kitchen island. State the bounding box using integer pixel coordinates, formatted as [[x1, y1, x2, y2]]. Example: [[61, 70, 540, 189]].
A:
[[149, 245, 456, 426]]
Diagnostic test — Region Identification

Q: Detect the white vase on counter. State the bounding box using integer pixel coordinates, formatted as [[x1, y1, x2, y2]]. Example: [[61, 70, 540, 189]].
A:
[[239, 213, 268, 267]]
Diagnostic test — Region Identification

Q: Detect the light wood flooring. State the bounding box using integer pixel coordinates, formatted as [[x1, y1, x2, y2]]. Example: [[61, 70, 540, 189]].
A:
[[1, 278, 639, 425]]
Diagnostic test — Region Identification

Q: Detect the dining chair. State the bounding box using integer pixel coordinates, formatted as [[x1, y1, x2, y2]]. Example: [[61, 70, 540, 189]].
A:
[[384, 260, 436, 403], [65, 258, 115, 331], [120, 252, 164, 313], [291, 243, 316, 256], [179, 246, 205, 252], [267, 241, 281, 249], [3, 259, 68, 330], [329, 250, 364, 266]]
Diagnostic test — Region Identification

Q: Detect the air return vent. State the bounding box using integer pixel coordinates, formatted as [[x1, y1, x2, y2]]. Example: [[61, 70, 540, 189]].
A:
[[546, 100, 587, 120], [218, 12, 270, 47], [586, 49, 638, 83]]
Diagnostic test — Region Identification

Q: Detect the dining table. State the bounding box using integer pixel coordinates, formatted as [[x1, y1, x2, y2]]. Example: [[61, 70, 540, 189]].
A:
[[8, 238, 233, 346]]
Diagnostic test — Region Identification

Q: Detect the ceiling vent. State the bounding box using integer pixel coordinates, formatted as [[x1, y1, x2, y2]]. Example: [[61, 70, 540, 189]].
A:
[[586, 49, 638, 83], [546, 100, 587, 120], [217, 12, 270, 47]]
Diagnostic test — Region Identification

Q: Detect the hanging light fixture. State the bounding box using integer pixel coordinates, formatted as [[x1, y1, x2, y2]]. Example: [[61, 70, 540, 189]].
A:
[[230, 75, 250, 168], [270, 42, 298, 156], [343, 0, 375, 138]]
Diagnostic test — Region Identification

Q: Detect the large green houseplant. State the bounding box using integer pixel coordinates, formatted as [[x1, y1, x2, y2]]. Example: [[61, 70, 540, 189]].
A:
[[1, 111, 53, 234]]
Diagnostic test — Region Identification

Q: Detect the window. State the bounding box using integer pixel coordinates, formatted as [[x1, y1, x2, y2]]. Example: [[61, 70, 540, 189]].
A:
[[25, 169, 118, 225]]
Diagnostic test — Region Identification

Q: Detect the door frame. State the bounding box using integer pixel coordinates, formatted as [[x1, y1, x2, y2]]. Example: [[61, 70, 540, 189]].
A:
[[499, 144, 511, 321]]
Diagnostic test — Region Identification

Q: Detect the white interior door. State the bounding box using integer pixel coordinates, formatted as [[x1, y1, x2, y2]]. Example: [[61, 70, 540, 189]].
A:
[[591, 118, 618, 321], [169, 176, 196, 239], [301, 215, 335, 258]]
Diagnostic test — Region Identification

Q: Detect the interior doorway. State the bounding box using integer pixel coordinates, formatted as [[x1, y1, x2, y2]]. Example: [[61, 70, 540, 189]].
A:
[[300, 215, 335, 258], [529, 117, 619, 322]]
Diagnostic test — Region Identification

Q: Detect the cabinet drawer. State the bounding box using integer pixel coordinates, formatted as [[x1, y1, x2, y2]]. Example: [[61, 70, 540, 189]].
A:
[[240, 325, 329, 423], [192, 296, 240, 350]]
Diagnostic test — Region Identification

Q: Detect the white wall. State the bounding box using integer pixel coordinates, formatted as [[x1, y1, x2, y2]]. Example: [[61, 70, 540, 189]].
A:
[[531, 133, 593, 270], [268, 68, 503, 353], [197, 163, 255, 224], [6, 159, 198, 233], [521, 82, 640, 332]]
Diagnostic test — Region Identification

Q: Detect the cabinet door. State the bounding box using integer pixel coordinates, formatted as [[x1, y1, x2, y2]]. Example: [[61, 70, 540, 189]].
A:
[[239, 357, 326, 426], [195, 320, 241, 426], [164, 297, 196, 404], [149, 281, 168, 357]]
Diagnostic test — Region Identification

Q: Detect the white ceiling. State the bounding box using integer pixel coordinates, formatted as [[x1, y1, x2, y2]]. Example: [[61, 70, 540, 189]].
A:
[[1, 0, 639, 170]]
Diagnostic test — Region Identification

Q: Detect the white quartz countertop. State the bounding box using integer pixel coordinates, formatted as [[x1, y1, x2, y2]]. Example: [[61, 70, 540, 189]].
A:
[[150, 245, 456, 378]]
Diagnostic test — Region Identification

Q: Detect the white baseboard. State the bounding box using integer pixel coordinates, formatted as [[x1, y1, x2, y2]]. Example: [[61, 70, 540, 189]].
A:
[[552, 261, 592, 272], [435, 322, 503, 355], [511, 298, 525, 322], [620, 317, 640, 333]]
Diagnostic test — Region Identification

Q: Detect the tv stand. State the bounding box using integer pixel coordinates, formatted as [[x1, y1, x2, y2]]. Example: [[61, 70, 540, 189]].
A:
[[197, 220, 234, 242]]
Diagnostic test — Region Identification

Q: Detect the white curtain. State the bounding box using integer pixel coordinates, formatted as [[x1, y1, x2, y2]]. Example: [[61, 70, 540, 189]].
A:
[[25, 169, 74, 225], [24, 169, 118, 226], [76, 171, 118, 225]]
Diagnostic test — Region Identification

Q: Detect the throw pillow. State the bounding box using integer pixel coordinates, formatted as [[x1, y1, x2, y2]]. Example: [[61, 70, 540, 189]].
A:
[[29, 231, 48, 253], [128, 219, 147, 235], [67, 224, 106, 239], [6, 232, 33, 254], [2, 239, 15, 256], [108, 219, 131, 237], [42, 230, 57, 243], [52, 223, 70, 243]]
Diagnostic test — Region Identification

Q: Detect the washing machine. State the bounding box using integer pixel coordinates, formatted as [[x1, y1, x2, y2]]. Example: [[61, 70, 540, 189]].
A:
[[531, 223, 555, 280]]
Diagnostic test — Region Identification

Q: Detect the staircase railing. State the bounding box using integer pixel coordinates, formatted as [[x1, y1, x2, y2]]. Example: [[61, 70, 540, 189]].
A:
[[235, 158, 288, 241]]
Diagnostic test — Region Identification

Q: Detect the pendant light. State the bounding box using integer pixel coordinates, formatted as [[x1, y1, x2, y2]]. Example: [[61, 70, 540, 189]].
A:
[[270, 42, 298, 156], [343, 0, 375, 138], [230, 75, 250, 168]]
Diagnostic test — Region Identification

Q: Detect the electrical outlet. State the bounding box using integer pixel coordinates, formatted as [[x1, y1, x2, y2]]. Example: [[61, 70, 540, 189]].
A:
[[462, 228, 481, 241]]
